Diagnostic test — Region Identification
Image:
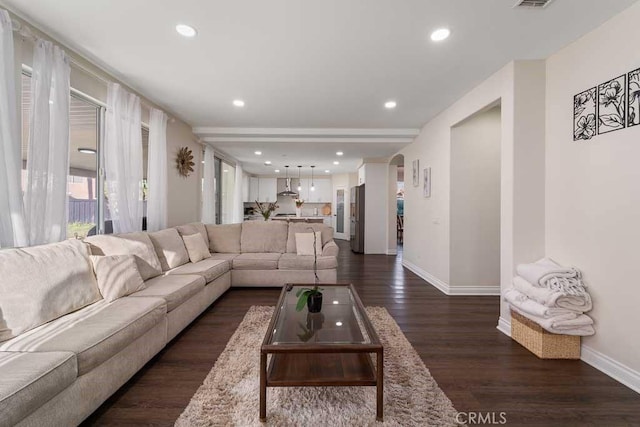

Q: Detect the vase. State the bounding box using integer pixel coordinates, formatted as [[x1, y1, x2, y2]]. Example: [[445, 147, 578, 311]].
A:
[[295, 207, 302, 217], [307, 292, 323, 313]]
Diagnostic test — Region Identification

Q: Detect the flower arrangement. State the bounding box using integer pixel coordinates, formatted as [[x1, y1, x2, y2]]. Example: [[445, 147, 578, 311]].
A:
[[254, 201, 278, 221], [294, 199, 304, 208], [295, 228, 322, 312]]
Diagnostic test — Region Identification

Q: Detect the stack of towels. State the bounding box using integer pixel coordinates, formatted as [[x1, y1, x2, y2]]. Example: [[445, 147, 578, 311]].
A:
[[505, 258, 595, 336]]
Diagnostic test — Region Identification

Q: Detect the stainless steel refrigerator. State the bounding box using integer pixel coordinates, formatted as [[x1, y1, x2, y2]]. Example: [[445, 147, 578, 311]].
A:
[[350, 184, 365, 253]]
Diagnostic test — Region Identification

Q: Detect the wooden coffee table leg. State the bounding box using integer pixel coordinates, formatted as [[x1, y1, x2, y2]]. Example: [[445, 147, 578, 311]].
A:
[[260, 352, 267, 421], [376, 350, 384, 421]]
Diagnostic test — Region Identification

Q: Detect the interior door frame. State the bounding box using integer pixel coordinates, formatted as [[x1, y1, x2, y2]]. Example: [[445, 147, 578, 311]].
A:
[[333, 185, 349, 240]]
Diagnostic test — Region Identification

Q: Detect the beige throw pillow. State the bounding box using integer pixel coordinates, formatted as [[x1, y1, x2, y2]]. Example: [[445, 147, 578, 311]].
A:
[[182, 233, 212, 263], [90, 255, 146, 302], [295, 232, 323, 256]]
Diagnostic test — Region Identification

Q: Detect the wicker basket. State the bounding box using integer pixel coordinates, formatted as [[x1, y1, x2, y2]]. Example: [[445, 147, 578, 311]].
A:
[[510, 310, 581, 359]]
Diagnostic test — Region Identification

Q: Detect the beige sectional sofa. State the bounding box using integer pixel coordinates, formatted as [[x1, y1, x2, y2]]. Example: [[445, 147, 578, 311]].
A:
[[0, 221, 337, 427]]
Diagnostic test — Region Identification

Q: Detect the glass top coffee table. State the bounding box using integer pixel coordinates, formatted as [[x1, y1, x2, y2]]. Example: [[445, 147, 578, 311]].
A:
[[260, 283, 383, 421]]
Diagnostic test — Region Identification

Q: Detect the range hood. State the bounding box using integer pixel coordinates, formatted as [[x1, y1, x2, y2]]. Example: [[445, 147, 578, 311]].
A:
[[278, 178, 298, 197], [277, 166, 298, 197]]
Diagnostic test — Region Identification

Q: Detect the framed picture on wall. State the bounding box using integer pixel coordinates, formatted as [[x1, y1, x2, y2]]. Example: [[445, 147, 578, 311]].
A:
[[597, 74, 626, 135], [412, 159, 419, 187], [629, 67, 640, 128], [573, 87, 596, 141], [423, 167, 431, 198]]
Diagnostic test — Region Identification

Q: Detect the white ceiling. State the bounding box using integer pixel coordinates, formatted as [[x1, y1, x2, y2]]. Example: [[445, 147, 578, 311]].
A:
[[4, 0, 638, 174]]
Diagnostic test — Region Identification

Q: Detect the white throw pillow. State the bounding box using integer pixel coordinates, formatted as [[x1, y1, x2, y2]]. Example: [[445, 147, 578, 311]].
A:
[[295, 232, 323, 256], [90, 255, 146, 302], [182, 233, 212, 263]]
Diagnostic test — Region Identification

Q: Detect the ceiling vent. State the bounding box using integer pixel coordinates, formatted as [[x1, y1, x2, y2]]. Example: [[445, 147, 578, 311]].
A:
[[514, 0, 555, 8]]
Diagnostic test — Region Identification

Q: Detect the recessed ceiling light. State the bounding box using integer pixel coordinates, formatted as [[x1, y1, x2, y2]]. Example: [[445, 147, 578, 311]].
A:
[[175, 24, 197, 38], [264, 161, 271, 165], [233, 99, 245, 107], [254, 151, 262, 155], [325, 170, 330, 173], [384, 100, 397, 109], [333, 161, 339, 165], [223, 169, 228, 173], [336, 151, 344, 156], [430, 28, 450, 42], [77, 148, 96, 154], [275, 169, 280, 173]]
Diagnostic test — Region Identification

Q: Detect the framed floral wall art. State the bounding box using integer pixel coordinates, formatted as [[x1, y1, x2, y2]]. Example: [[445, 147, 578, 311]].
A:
[[597, 75, 626, 135], [628, 68, 640, 128], [574, 87, 596, 141], [412, 159, 419, 187], [423, 167, 431, 198]]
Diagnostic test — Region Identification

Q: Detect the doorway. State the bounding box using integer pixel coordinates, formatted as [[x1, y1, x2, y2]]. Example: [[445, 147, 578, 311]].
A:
[[333, 186, 348, 240], [449, 104, 501, 290], [387, 154, 404, 255]]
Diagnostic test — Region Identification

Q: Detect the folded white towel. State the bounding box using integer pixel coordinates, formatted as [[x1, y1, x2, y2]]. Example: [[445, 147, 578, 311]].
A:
[[504, 288, 577, 318], [511, 306, 595, 336], [512, 276, 592, 312], [517, 258, 579, 287]]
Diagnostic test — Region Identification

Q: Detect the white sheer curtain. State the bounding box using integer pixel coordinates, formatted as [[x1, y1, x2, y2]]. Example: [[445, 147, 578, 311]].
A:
[[104, 83, 143, 233], [24, 39, 70, 245], [201, 144, 216, 224], [232, 164, 244, 223], [146, 108, 167, 231], [0, 11, 27, 248]]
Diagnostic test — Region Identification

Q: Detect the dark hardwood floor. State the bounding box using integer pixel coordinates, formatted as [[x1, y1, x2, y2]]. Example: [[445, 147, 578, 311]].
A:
[[84, 241, 640, 426]]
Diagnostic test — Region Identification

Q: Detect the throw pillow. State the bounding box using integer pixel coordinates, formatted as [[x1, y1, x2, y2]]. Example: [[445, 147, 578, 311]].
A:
[[182, 233, 212, 263], [295, 232, 322, 256], [90, 255, 146, 302]]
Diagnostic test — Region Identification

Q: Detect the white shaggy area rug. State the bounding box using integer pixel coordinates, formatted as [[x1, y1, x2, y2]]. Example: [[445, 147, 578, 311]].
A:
[[176, 306, 461, 426]]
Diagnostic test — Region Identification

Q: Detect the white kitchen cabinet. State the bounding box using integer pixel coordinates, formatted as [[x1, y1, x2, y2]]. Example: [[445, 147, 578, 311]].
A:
[[297, 178, 310, 201], [258, 178, 277, 202], [307, 179, 332, 203], [249, 177, 260, 203]]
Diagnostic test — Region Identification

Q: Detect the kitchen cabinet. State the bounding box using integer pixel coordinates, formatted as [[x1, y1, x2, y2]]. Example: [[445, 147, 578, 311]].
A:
[[297, 178, 310, 201], [258, 178, 277, 202], [249, 177, 260, 203], [306, 179, 332, 203]]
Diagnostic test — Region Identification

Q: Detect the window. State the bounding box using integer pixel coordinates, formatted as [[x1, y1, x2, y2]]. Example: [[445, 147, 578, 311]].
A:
[[21, 73, 101, 238], [220, 161, 235, 224]]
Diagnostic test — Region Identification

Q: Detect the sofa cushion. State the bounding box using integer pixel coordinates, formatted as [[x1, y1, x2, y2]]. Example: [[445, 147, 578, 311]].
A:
[[0, 239, 101, 342], [295, 231, 323, 256], [148, 228, 190, 271], [176, 222, 210, 248], [205, 223, 242, 253], [0, 297, 166, 376], [210, 253, 240, 262], [278, 253, 338, 270], [240, 221, 288, 253], [167, 258, 230, 283], [286, 223, 334, 253], [129, 274, 205, 312], [86, 232, 163, 280], [182, 233, 211, 263], [0, 351, 77, 426], [90, 255, 146, 302], [232, 253, 281, 270]]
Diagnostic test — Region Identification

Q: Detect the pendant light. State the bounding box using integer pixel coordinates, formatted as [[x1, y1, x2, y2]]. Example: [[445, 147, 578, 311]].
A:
[[310, 165, 315, 191], [297, 165, 302, 192]]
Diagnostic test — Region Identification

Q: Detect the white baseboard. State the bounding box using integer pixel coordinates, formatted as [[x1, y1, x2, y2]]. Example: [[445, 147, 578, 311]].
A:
[[386, 248, 397, 255], [497, 316, 511, 336], [581, 345, 640, 394], [401, 259, 501, 296]]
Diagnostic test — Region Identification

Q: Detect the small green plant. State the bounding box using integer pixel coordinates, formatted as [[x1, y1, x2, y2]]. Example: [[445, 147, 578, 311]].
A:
[[294, 198, 304, 208], [295, 285, 322, 311], [254, 200, 278, 221]]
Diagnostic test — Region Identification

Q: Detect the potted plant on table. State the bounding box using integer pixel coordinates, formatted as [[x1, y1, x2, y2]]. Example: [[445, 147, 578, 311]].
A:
[[255, 201, 278, 221], [294, 199, 304, 218], [295, 228, 323, 312]]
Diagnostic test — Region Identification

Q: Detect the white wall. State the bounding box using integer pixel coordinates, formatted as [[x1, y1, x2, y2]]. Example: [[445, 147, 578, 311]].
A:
[[359, 162, 388, 254], [399, 60, 546, 298], [450, 106, 501, 288], [546, 2, 640, 379]]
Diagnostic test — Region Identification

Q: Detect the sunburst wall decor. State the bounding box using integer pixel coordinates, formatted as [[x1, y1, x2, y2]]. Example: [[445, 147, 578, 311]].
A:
[[176, 146, 195, 177]]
